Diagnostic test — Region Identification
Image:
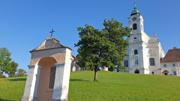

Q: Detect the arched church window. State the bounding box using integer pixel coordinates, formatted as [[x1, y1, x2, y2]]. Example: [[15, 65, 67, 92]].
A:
[[149, 58, 155, 66], [134, 49, 138, 55], [124, 60, 128, 67], [133, 23, 137, 30]]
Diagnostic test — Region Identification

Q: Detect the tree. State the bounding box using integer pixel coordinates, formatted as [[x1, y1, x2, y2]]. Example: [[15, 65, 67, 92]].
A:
[[9, 61, 18, 77], [0, 48, 19, 77], [103, 19, 130, 70], [75, 19, 130, 81], [0, 48, 12, 76], [17, 68, 26, 77]]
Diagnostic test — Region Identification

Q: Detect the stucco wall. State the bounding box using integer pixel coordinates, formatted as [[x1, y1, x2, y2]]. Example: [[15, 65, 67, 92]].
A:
[[30, 48, 67, 65], [161, 62, 180, 76]]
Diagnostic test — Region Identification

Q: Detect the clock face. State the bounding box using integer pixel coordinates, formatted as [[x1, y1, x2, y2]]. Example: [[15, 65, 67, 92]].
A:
[[132, 17, 137, 21]]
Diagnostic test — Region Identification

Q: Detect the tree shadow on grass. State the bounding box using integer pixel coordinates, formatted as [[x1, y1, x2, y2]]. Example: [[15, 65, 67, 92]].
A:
[[70, 79, 90, 82], [0, 98, 15, 101], [8, 77, 26, 81]]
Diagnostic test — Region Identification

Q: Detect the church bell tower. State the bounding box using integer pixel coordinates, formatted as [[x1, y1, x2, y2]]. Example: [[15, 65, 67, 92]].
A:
[[128, 6, 150, 74], [129, 6, 144, 34]]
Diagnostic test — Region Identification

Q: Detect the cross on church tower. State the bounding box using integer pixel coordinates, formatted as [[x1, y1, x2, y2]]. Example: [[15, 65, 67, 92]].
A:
[[49, 29, 55, 38]]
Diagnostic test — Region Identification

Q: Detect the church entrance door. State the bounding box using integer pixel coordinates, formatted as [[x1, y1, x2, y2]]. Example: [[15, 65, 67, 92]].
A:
[[134, 69, 140, 74], [162, 70, 169, 76]]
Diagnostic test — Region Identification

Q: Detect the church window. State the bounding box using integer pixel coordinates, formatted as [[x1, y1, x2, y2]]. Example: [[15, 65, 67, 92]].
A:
[[124, 60, 128, 67], [173, 71, 177, 75], [149, 58, 155, 66], [134, 37, 137, 40], [133, 23, 137, 30], [49, 66, 56, 89], [134, 49, 138, 55], [132, 17, 137, 21], [135, 59, 138, 65]]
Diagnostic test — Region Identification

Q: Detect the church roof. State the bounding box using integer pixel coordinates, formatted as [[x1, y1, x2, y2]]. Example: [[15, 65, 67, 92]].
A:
[[131, 7, 140, 16], [161, 48, 180, 63], [30, 36, 71, 52]]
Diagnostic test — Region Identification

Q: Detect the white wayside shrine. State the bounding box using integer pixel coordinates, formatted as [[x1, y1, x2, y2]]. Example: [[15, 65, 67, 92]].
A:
[[22, 36, 73, 101]]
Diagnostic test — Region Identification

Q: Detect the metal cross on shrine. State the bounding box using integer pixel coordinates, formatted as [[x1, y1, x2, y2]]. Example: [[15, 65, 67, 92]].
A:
[[49, 29, 55, 38]]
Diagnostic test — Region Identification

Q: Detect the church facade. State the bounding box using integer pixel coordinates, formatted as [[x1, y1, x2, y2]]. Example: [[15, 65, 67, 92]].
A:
[[123, 7, 165, 75]]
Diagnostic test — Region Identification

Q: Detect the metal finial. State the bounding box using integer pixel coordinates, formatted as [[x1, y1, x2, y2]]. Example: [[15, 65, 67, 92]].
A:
[[49, 29, 55, 38]]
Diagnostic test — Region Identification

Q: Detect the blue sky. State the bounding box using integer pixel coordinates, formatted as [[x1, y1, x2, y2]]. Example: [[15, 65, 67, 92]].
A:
[[0, 0, 180, 70]]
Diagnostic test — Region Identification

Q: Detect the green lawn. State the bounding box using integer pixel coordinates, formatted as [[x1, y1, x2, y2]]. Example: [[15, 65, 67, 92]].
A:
[[0, 77, 26, 101], [1, 72, 180, 101], [69, 71, 180, 101]]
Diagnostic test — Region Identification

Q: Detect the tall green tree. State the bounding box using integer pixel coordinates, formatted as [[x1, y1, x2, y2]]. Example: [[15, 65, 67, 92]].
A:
[[75, 19, 130, 81], [103, 19, 130, 70]]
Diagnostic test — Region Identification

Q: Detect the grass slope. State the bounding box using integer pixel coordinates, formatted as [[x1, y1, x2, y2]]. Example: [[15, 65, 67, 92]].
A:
[[0, 77, 26, 101], [1, 72, 180, 101], [69, 71, 180, 101]]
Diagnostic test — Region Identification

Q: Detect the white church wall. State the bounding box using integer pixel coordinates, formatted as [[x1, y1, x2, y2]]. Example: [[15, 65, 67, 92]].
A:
[[141, 32, 150, 43], [142, 42, 150, 69], [158, 43, 165, 58], [148, 41, 161, 71]]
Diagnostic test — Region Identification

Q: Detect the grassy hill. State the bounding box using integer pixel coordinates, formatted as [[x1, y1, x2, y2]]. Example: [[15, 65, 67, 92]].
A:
[[1, 71, 180, 101], [0, 77, 26, 101]]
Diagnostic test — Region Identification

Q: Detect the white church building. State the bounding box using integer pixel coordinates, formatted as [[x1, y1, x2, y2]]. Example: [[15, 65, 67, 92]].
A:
[[123, 6, 166, 75]]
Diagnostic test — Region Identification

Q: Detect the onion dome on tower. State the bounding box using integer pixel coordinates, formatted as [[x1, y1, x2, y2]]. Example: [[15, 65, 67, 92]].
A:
[[131, 7, 140, 16]]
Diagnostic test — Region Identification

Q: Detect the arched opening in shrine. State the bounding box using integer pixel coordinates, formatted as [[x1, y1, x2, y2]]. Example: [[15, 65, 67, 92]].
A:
[[37, 57, 57, 101]]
